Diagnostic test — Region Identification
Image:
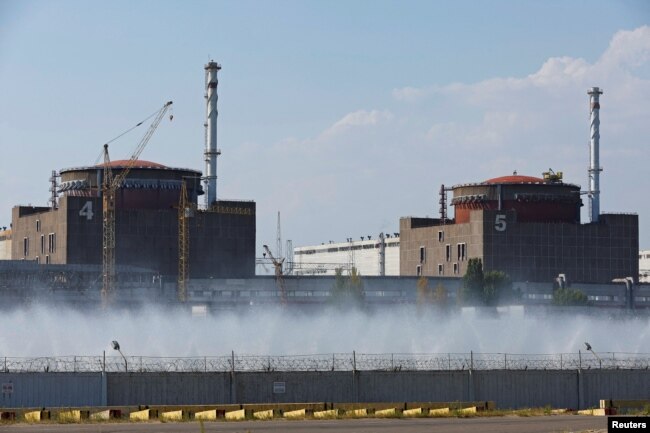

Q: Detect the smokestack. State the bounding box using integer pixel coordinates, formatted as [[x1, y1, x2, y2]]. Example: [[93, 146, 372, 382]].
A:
[[204, 61, 221, 206], [588, 87, 603, 223]]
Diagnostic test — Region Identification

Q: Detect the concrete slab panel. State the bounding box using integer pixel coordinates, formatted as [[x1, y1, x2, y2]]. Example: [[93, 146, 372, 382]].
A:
[[195, 409, 218, 420], [375, 408, 402, 417], [225, 409, 250, 420], [24, 411, 49, 422], [57, 410, 89, 422], [129, 409, 157, 421], [403, 408, 424, 417], [313, 409, 342, 418], [429, 407, 450, 415]]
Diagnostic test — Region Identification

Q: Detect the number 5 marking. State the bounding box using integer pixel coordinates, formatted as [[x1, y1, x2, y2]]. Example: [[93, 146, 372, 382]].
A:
[[495, 214, 506, 232]]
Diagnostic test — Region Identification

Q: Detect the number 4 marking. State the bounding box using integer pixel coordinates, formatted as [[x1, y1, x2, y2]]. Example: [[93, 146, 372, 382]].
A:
[[495, 214, 506, 232], [79, 201, 94, 221]]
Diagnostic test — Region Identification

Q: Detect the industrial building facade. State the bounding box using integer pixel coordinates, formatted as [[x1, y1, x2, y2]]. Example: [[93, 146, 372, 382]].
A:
[[293, 235, 400, 276], [11, 161, 256, 278], [400, 174, 639, 284]]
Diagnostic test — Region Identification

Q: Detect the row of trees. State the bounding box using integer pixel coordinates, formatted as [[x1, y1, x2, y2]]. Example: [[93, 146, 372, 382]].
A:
[[329, 259, 588, 308]]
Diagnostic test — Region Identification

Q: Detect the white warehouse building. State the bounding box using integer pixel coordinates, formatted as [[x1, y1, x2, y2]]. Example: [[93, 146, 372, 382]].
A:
[[640, 250, 650, 283], [293, 233, 400, 276]]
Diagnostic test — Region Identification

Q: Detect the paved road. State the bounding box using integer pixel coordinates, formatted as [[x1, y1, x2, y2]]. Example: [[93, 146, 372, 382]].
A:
[[1, 416, 606, 433]]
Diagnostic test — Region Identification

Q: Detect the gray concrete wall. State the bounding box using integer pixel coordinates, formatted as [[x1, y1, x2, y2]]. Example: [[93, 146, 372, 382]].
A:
[[107, 373, 231, 406], [3, 369, 650, 409], [0, 373, 103, 408], [474, 370, 578, 409]]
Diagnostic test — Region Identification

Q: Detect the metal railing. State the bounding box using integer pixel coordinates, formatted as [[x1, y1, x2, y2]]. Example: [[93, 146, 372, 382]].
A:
[[1, 351, 649, 373]]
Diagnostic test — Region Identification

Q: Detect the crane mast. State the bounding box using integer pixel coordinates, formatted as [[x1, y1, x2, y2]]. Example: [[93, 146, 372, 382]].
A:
[[101, 101, 173, 306], [263, 244, 287, 305]]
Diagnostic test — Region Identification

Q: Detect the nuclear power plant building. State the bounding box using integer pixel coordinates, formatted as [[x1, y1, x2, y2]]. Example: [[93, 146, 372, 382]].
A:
[[399, 173, 638, 283]]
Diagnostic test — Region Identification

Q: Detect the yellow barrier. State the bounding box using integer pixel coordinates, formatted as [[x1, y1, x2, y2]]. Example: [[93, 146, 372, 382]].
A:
[[313, 409, 342, 418], [225, 409, 251, 420], [90, 409, 121, 420], [24, 411, 50, 422], [578, 408, 607, 416], [347, 408, 371, 417], [283, 408, 308, 419], [57, 410, 89, 422], [375, 408, 401, 417], [195, 409, 218, 420], [403, 408, 424, 417], [161, 410, 187, 421], [429, 407, 450, 415], [459, 406, 477, 414], [253, 409, 281, 420], [130, 409, 158, 421]]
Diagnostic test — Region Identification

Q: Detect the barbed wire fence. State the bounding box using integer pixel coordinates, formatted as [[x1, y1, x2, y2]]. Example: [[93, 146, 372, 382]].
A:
[[2, 351, 650, 373]]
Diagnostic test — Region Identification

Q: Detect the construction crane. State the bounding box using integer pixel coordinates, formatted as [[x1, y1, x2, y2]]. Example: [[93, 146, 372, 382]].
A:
[[177, 177, 200, 302], [102, 101, 173, 306], [262, 244, 287, 305]]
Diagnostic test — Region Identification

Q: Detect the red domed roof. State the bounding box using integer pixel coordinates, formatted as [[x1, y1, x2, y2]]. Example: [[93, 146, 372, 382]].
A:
[[485, 175, 545, 184], [96, 159, 168, 169]]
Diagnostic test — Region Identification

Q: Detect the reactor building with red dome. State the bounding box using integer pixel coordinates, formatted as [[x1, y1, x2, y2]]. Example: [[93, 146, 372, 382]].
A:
[[399, 170, 638, 284], [9, 61, 256, 280], [400, 88, 639, 284]]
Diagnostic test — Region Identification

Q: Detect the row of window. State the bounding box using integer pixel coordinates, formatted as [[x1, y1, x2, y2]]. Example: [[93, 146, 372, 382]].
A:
[[416, 263, 462, 276], [23, 233, 56, 257], [297, 243, 400, 255], [419, 243, 467, 265], [34, 256, 52, 264]]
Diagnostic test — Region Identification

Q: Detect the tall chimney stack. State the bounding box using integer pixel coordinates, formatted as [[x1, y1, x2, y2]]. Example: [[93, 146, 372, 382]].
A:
[[588, 87, 603, 223], [204, 61, 221, 206]]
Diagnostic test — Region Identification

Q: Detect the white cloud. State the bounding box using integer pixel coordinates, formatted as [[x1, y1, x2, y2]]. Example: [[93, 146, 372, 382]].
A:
[[321, 109, 393, 138]]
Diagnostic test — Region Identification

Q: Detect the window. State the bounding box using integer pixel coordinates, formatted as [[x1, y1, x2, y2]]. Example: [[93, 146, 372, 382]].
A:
[[416, 265, 422, 276], [45, 255, 50, 264], [48, 233, 56, 253], [445, 244, 451, 261], [35, 256, 40, 264], [36, 220, 41, 232], [453, 263, 459, 275], [438, 264, 443, 276], [23, 237, 29, 257], [419, 246, 426, 263], [438, 231, 444, 242], [457, 243, 467, 261], [40, 235, 45, 255]]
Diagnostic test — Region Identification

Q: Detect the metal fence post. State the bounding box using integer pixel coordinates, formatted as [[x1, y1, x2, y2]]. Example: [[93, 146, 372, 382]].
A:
[[353, 351, 356, 372], [470, 351, 474, 370], [560, 353, 563, 370], [448, 353, 451, 371], [103, 351, 106, 373], [74, 356, 77, 373], [504, 353, 507, 370], [579, 350, 582, 370]]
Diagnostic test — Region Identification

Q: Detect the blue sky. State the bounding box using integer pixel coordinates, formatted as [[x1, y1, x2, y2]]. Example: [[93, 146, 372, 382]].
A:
[[1, 0, 649, 257]]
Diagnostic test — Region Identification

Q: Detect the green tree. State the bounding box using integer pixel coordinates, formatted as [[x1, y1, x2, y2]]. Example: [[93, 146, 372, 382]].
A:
[[416, 276, 433, 305], [483, 270, 512, 305], [330, 266, 364, 308], [433, 283, 448, 308], [552, 287, 588, 306], [461, 258, 484, 305], [417, 275, 433, 312]]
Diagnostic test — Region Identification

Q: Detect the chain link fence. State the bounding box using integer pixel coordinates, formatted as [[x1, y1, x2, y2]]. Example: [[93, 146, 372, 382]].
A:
[[1, 351, 649, 373]]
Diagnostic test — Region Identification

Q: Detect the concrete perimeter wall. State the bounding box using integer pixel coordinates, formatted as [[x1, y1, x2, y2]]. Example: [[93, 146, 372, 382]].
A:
[[1, 370, 649, 409]]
